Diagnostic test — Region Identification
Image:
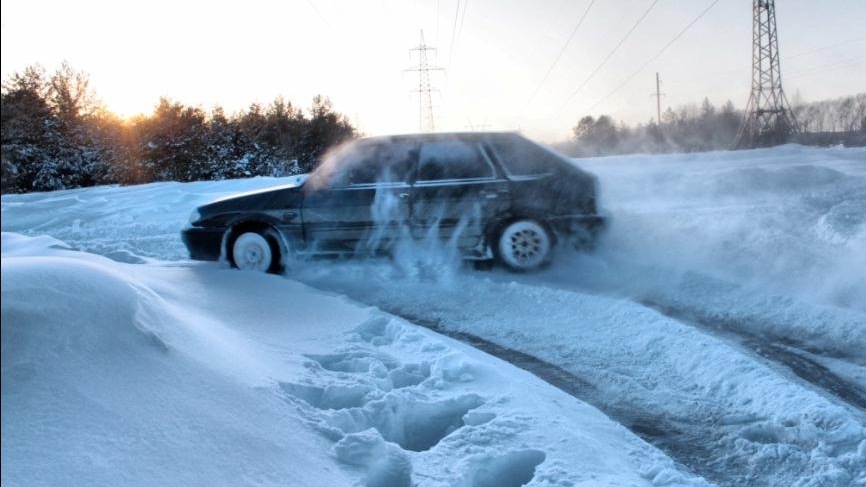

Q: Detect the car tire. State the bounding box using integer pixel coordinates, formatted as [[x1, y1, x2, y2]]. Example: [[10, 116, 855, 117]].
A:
[[231, 231, 280, 273], [496, 220, 552, 271]]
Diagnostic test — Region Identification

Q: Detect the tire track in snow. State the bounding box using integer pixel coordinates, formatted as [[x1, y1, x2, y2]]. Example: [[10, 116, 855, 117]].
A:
[[506, 260, 866, 415], [376, 307, 722, 486], [298, 266, 866, 487], [641, 300, 866, 413]]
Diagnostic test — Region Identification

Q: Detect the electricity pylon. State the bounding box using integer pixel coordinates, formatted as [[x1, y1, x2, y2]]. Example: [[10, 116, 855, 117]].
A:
[[405, 30, 443, 132], [734, 0, 799, 149]]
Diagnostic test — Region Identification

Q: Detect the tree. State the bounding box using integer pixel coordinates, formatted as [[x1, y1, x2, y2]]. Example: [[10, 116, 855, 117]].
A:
[[1, 67, 58, 192], [296, 95, 356, 172], [0, 65, 88, 192], [135, 98, 208, 182], [1, 63, 115, 192], [50, 61, 101, 122], [204, 106, 248, 179], [571, 115, 619, 155], [572, 116, 595, 140], [2, 63, 361, 192], [700, 97, 716, 119]]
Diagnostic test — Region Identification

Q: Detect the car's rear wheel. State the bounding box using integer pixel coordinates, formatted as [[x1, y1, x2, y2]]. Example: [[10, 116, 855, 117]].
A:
[[231, 231, 280, 273], [496, 219, 552, 271]]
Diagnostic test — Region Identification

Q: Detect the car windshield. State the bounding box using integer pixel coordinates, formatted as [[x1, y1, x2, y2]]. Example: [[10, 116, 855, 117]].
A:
[[313, 139, 416, 188]]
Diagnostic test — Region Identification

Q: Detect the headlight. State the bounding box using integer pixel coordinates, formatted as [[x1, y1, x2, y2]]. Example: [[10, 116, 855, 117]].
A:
[[187, 208, 202, 226]]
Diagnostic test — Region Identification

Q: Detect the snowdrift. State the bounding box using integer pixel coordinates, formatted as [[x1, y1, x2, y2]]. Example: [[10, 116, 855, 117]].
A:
[[1, 235, 356, 486], [1, 233, 705, 486]]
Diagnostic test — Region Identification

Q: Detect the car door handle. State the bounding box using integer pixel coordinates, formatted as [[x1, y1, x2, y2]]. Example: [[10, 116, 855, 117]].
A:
[[398, 193, 410, 199], [480, 190, 500, 199]]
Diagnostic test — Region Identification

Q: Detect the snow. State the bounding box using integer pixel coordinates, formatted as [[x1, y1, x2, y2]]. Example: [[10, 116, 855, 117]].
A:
[[2, 234, 705, 486], [2, 144, 865, 486], [577, 144, 866, 314]]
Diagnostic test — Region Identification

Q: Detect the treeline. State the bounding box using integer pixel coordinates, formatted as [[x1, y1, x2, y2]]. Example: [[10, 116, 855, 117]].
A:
[[1, 64, 356, 194], [560, 94, 866, 157], [793, 93, 866, 133]]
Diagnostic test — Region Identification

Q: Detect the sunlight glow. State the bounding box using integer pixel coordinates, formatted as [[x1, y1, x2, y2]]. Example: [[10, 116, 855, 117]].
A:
[[2, 0, 864, 141]]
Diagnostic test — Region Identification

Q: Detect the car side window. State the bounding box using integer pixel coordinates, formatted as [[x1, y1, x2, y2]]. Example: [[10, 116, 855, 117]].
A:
[[417, 140, 494, 181], [345, 142, 416, 185]]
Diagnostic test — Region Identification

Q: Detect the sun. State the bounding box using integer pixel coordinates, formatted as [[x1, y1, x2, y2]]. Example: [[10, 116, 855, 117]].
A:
[[102, 94, 154, 121], [94, 73, 161, 121]]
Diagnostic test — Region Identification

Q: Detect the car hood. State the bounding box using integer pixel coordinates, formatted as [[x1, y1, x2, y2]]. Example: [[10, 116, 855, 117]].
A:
[[197, 177, 308, 217], [207, 175, 308, 204]]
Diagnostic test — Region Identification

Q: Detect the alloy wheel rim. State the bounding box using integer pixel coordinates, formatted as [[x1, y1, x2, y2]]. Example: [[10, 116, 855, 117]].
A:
[[510, 229, 543, 262], [500, 222, 550, 269]]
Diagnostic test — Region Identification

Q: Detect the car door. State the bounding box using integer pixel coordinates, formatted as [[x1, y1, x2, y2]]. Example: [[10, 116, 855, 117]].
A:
[[303, 140, 417, 253], [410, 138, 509, 248]]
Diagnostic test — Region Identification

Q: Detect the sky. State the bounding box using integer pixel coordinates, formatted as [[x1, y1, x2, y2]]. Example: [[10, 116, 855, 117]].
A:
[[1, 0, 864, 141]]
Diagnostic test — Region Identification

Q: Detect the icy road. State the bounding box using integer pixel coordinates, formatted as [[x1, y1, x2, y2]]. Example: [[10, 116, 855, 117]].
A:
[[3, 145, 865, 486]]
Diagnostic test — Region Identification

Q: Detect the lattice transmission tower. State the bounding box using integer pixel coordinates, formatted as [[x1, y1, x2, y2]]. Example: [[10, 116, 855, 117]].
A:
[[734, 0, 799, 149], [405, 30, 443, 132]]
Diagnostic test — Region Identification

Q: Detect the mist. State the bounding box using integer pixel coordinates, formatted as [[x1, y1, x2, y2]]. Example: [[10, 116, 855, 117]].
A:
[[572, 146, 865, 311]]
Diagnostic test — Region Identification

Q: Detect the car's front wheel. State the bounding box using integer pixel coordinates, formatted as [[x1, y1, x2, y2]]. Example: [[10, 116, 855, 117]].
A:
[[496, 219, 552, 271], [231, 231, 280, 273]]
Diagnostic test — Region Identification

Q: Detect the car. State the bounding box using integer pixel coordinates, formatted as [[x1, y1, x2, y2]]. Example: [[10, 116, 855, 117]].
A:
[[181, 132, 605, 272]]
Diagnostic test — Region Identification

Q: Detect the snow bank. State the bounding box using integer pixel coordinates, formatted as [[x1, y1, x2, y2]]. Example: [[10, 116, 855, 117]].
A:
[[1, 234, 704, 486], [1, 234, 354, 487], [0, 175, 305, 261]]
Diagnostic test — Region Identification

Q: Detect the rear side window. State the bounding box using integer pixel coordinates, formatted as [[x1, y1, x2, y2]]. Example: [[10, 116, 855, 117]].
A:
[[417, 140, 494, 181], [488, 135, 565, 176]]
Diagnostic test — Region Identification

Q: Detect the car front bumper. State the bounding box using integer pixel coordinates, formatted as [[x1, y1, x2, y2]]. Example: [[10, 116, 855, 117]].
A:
[[181, 227, 224, 261]]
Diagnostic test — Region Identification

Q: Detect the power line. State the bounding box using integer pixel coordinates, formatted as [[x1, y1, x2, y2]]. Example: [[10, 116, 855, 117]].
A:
[[447, 0, 470, 69], [553, 0, 660, 115], [675, 36, 866, 100], [522, 0, 598, 111], [688, 35, 866, 85], [457, 0, 469, 48], [786, 56, 866, 79], [436, 0, 441, 46], [448, 0, 462, 67], [785, 35, 866, 61], [585, 0, 721, 114], [304, 0, 332, 29]]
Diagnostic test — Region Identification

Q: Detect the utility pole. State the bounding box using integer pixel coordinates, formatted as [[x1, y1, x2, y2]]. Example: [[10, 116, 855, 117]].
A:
[[734, 0, 799, 149], [405, 30, 443, 132], [651, 72, 665, 124]]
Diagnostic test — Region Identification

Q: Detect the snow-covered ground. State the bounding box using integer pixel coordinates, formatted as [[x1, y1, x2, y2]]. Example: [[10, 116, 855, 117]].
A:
[[3, 144, 865, 486]]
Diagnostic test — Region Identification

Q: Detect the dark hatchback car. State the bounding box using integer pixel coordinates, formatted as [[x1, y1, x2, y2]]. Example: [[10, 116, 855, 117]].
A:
[[182, 132, 604, 272]]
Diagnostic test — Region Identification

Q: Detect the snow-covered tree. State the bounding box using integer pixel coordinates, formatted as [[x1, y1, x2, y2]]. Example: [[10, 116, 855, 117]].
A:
[[134, 98, 208, 182]]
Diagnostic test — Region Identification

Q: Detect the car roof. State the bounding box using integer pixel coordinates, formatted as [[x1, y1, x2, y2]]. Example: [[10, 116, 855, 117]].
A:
[[358, 131, 522, 145]]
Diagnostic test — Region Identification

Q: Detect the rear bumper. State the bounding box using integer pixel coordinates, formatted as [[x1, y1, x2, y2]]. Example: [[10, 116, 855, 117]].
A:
[[181, 227, 224, 261], [547, 214, 606, 250], [548, 215, 606, 234]]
